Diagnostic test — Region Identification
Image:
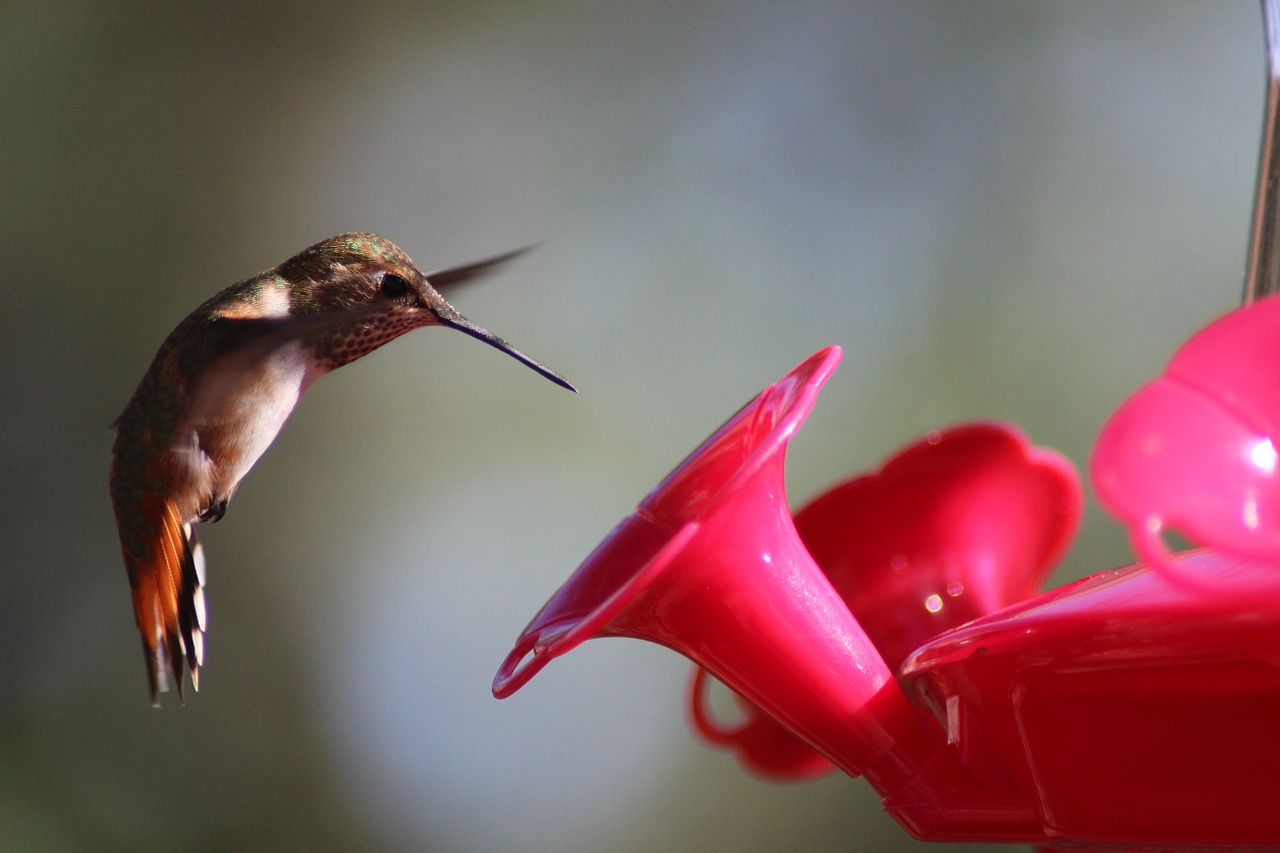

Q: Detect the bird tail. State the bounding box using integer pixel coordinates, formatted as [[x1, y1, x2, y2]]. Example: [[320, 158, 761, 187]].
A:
[[124, 497, 206, 706]]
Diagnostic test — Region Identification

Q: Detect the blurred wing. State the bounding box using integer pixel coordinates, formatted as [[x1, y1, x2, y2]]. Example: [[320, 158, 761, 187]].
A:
[[425, 246, 534, 291]]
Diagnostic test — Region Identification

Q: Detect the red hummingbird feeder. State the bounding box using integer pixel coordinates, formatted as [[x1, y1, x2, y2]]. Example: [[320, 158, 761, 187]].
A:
[[493, 4, 1280, 851]]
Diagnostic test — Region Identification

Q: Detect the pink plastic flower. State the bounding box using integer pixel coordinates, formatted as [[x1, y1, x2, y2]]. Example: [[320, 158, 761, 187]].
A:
[[1093, 295, 1280, 598], [691, 422, 1081, 779]]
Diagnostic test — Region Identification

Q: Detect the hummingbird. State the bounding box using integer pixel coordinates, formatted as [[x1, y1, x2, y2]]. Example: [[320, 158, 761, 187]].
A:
[[109, 232, 574, 706]]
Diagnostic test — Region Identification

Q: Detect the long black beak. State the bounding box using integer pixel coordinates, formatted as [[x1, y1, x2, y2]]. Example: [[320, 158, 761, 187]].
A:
[[422, 248, 576, 393], [436, 307, 576, 392]]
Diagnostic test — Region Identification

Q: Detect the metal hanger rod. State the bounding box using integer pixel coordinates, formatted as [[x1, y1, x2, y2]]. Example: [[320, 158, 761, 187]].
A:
[[1244, 0, 1280, 303]]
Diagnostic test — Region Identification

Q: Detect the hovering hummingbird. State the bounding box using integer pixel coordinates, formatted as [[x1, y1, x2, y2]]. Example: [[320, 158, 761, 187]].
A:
[[109, 232, 574, 705]]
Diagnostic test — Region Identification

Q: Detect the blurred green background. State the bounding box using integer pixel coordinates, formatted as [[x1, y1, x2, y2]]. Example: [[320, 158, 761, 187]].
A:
[[0, 1, 1262, 850]]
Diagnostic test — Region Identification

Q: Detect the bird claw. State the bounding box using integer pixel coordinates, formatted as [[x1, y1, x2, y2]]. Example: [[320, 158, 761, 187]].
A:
[[198, 496, 228, 523]]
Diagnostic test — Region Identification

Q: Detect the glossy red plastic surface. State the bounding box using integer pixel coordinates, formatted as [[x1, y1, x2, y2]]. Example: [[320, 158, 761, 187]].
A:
[[1093, 295, 1280, 597], [688, 665, 838, 781], [900, 550, 1280, 848], [497, 340, 1280, 851], [493, 347, 920, 777], [796, 423, 1080, 669], [689, 422, 1081, 781]]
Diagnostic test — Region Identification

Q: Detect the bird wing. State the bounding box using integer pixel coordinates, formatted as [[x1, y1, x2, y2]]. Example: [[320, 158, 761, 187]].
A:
[[123, 495, 206, 706], [425, 246, 534, 290]]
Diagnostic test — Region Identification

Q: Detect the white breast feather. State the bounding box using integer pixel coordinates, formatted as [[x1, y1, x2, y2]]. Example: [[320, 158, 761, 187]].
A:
[[175, 339, 323, 515]]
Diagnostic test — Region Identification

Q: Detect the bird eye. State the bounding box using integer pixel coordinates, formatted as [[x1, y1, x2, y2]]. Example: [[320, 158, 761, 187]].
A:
[[380, 272, 410, 299]]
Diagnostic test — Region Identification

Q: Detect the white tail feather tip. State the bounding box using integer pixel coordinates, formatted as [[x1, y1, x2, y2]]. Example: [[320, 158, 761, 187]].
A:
[[192, 586, 207, 632]]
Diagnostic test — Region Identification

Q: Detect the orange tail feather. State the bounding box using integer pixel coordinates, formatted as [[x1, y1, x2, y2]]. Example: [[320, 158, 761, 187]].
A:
[[126, 497, 206, 706]]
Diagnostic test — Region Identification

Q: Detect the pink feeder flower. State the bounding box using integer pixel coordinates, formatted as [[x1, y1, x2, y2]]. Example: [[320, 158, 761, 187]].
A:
[[690, 422, 1081, 780], [496, 344, 1280, 849], [1093, 295, 1280, 598], [493, 347, 922, 778]]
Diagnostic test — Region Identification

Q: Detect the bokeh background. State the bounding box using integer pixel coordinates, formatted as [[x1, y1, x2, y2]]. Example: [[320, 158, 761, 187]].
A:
[[0, 1, 1264, 850]]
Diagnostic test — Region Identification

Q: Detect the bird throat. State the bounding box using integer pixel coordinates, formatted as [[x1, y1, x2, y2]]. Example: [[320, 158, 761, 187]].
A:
[[314, 312, 422, 370]]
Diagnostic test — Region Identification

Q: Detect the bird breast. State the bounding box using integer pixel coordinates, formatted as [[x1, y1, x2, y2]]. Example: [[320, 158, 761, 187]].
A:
[[176, 339, 323, 516]]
